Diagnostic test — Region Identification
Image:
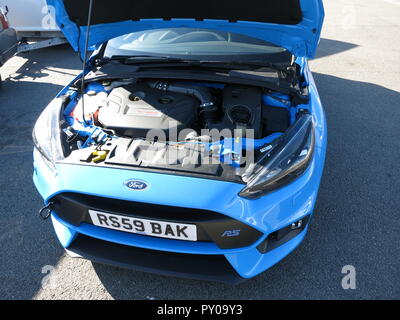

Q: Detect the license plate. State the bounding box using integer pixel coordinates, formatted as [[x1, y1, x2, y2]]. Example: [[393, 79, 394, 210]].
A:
[[89, 210, 197, 241]]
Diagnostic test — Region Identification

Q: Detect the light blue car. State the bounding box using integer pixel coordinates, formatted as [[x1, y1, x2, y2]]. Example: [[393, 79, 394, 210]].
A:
[[33, 0, 326, 284]]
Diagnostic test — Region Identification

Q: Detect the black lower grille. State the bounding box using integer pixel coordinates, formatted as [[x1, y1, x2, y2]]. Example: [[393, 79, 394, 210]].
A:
[[51, 192, 263, 250], [68, 234, 244, 284]]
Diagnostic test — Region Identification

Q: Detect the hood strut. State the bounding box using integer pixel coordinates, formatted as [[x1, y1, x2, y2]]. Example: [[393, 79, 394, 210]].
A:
[[81, 0, 94, 125]]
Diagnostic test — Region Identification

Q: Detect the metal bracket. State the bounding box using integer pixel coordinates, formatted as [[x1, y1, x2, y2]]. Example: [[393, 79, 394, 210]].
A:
[[17, 37, 68, 54], [39, 202, 55, 220]]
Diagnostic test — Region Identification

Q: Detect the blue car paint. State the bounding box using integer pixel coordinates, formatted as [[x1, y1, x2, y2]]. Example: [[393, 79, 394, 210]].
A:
[[33, 58, 327, 279], [262, 93, 291, 108], [46, 0, 324, 59]]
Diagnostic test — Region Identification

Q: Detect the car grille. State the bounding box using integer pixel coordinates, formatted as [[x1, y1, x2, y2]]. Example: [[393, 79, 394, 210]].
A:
[[67, 234, 244, 284]]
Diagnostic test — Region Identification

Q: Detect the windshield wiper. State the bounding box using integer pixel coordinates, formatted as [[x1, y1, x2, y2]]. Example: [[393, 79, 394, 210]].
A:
[[124, 57, 288, 70], [99, 55, 291, 75], [95, 55, 189, 66], [198, 60, 291, 74], [123, 55, 193, 64]]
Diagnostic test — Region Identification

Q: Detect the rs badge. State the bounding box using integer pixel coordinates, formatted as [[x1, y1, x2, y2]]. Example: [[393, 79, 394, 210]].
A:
[[221, 230, 241, 237]]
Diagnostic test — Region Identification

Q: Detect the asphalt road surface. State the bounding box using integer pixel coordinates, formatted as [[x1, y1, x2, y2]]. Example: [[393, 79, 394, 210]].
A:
[[0, 0, 399, 300]]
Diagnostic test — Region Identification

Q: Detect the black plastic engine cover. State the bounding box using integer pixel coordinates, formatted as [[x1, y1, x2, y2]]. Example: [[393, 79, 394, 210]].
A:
[[98, 83, 198, 139], [262, 106, 290, 134], [208, 86, 263, 139]]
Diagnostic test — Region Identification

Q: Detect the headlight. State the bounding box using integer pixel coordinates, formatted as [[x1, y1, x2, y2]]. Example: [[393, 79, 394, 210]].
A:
[[240, 113, 315, 199], [32, 98, 65, 169]]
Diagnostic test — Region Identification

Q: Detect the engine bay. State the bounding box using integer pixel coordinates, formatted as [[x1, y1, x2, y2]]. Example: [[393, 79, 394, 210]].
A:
[[59, 78, 308, 182]]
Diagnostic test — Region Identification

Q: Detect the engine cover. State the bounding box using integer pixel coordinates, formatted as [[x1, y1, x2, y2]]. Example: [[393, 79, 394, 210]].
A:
[[98, 83, 199, 139], [207, 86, 263, 139]]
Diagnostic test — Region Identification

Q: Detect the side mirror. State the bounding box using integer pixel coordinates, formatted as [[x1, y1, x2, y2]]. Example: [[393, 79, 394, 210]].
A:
[[4, 6, 9, 16]]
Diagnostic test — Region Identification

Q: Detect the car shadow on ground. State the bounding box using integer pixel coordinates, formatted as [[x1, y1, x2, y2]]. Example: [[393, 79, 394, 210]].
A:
[[0, 46, 80, 300], [315, 38, 359, 60], [0, 79, 68, 300], [92, 73, 400, 299], [5, 44, 80, 81]]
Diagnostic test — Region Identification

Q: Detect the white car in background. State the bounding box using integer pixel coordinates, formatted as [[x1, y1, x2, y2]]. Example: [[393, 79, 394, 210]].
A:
[[0, 0, 61, 40]]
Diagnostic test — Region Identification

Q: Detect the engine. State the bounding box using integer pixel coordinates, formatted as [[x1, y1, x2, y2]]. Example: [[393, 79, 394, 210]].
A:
[[98, 83, 199, 139], [96, 81, 267, 140], [64, 79, 292, 178]]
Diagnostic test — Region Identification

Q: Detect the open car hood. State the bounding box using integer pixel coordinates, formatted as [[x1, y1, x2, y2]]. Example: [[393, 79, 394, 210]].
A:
[[47, 0, 324, 59]]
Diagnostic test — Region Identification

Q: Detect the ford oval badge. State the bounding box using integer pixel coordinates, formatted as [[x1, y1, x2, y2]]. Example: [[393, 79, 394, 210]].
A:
[[124, 179, 149, 191]]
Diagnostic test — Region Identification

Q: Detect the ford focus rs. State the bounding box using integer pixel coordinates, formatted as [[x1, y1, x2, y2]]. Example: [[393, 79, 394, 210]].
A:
[[33, 0, 326, 284]]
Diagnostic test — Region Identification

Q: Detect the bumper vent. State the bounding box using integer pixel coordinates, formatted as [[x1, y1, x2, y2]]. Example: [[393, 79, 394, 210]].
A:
[[68, 234, 244, 284]]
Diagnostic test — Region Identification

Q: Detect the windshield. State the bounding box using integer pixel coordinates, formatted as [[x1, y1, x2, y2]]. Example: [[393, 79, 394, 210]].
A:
[[104, 28, 292, 62]]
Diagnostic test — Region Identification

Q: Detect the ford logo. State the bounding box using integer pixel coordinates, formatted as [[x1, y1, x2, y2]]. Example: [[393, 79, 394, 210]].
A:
[[124, 179, 149, 191]]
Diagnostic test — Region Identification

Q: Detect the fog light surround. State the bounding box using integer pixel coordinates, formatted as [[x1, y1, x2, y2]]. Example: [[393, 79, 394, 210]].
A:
[[257, 215, 310, 254]]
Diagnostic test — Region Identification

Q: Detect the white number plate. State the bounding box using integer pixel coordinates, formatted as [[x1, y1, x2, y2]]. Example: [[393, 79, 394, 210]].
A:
[[89, 210, 197, 241]]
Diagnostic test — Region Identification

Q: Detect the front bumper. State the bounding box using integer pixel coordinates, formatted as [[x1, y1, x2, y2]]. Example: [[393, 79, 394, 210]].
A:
[[62, 221, 309, 285], [34, 132, 325, 283]]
